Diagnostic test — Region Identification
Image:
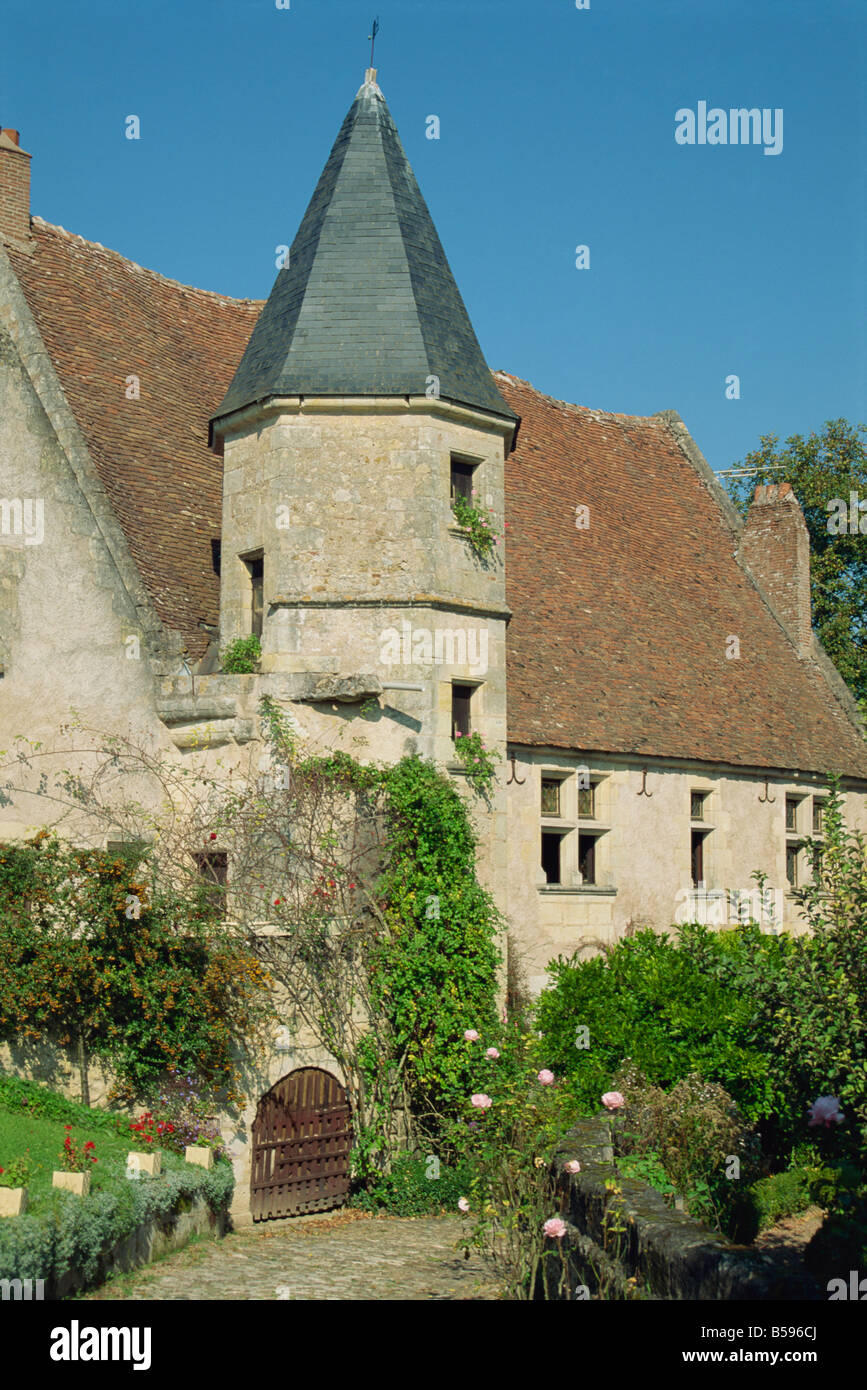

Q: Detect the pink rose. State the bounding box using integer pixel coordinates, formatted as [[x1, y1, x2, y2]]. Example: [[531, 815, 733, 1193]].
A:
[[457, 1197, 470, 1213], [808, 1095, 844, 1128], [463, 1029, 480, 1042], [564, 1160, 581, 1174], [485, 1047, 500, 1059], [470, 1093, 492, 1109], [602, 1091, 625, 1110], [542, 1217, 567, 1239], [537, 1069, 555, 1086]]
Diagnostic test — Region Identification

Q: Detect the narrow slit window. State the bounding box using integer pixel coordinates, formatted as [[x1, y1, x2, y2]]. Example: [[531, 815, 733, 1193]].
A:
[[452, 683, 473, 740], [194, 851, 228, 917], [578, 833, 597, 885], [691, 830, 706, 887], [785, 797, 798, 832], [691, 791, 707, 821], [786, 843, 799, 889], [541, 831, 563, 886], [812, 799, 825, 835], [245, 554, 264, 639], [578, 782, 596, 819], [450, 459, 475, 504]]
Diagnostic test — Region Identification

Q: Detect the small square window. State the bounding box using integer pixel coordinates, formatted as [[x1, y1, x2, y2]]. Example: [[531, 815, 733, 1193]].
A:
[[785, 797, 799, 832], [541, 778, 561, 817], [452, 683, 473, 740], [450, 458, 476, 504], [812, 799, 825, 835], [578, 833, 598, 885], [578, 782, 596, 819], [541, 831, 564, 886], [691, 791, 708, 821]]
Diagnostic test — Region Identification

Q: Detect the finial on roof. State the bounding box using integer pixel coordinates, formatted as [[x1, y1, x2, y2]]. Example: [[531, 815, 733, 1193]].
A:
[[368, 15, 380, 69]]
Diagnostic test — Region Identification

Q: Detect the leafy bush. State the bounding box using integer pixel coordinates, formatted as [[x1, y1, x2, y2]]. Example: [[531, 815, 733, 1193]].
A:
[[536, 924, 786, 1125], [0, 1076, 127, 1132], [762, 782, 867, 1150], [348, 1153, 472, 1216], [220, 635, 261, 673], [611, 1064, 760, 1241], [0, 1150, 233, 1286], [750, 1165, 823, 1232]]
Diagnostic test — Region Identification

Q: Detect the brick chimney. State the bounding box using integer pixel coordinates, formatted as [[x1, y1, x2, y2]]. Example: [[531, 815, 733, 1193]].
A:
[[0, 128, 32, 249], [739, 482, 813, 654]]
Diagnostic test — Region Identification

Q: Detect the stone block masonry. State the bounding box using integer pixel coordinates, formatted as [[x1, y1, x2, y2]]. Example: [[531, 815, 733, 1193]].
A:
[[544, 1117, 820, 1300]]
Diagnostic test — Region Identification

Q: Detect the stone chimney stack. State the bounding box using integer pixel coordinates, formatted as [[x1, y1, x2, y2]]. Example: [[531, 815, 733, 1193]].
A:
[[740, 482, 813, 654], [0, 128, 33, 249]]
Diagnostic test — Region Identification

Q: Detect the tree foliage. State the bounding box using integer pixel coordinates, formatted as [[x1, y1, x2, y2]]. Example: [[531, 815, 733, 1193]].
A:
[[724, 418, 867, 705]]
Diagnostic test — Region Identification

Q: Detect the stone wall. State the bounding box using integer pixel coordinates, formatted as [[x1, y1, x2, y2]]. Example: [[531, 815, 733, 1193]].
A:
[[546, 1117, 819, 1300], [507, 748, 867, 992]]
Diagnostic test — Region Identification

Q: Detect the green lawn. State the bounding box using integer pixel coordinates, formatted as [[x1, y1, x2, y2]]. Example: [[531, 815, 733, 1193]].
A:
[[0, 1110, 134, 1208], [0, 1075, 143, 1213]]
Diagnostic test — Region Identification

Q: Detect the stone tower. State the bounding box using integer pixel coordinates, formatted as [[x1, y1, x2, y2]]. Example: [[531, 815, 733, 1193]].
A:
[[209, 69, 518, 803]]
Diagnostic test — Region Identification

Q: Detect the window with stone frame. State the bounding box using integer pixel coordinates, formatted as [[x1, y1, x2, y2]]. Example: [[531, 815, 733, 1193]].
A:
[[450, 457, 476, 504], [578, 832, 600, 885], [243, 552, 264, 640], [541, 830, 565, 886], [194, 850, 228, 917], [541, 776, 563, 817], [451, 683, 473, 740], [691, 829, 709, 888]]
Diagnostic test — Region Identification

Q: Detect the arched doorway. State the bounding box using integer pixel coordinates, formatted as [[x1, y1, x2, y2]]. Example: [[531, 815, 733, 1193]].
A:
[[250, 1068, 352, 1220]]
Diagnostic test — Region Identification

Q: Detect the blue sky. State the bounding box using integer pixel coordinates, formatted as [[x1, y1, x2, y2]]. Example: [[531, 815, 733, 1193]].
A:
[[1, 0, 864, 472]]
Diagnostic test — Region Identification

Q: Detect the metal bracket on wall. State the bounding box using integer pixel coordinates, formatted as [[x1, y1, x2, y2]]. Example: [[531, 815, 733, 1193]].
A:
[[637, 767, 653, 797], [506, 752, 526, 786], [758, 779, 776, 804]]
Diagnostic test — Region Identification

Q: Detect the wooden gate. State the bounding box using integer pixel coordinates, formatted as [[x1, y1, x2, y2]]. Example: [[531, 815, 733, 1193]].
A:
[[250, 1068, 352, 1221]]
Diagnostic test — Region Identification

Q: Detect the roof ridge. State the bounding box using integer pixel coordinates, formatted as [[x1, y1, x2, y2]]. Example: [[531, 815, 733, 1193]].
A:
[[492, 369, 663, 426], [30, 216, 265, 309]]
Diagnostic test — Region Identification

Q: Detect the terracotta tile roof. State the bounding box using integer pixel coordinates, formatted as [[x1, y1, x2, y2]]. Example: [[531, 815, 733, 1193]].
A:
[[6, 224, 866, 776], [6, 219, 262, 659], [495, 371, 867, 778]]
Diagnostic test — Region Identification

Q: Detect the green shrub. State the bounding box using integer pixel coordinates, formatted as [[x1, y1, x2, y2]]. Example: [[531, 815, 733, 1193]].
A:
[[0, 1076, 127, 1132], [611, 1064, 761, 1242], [750, 1167, 819, 1232], [348, 1153, 472, 1216], [535, 924, 785, 1125], [220, 636, 261, 673]]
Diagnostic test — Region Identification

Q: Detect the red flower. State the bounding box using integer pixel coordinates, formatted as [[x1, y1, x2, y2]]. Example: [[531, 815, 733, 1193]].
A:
[[209, 833, 217, 841], [84, 1141, 95, 1151]]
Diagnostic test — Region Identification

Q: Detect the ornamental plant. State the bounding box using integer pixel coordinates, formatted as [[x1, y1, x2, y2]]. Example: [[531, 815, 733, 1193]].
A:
[[0, 1156, 31, 1188], [129, 1112, 175, 1148], [451, 492, 501, 559], [220, 634, 261, 674], [450, 1024, 580, 1299], [57, 1126, 98, 1173], [452, 731, 499, 800], [143, 1070, 224, 1157]]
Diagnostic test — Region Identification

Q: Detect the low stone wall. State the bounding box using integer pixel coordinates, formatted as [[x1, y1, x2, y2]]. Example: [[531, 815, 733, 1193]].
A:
[[546, 1117, 820, 1301], [50, 1194, 228, 1300]]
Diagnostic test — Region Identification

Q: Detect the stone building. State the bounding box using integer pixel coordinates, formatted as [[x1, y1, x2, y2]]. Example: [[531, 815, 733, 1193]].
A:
[[1, 72, 866, 1218]]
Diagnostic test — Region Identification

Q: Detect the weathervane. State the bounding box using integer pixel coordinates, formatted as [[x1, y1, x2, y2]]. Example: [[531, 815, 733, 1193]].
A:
[[368, 16, 380, 68]]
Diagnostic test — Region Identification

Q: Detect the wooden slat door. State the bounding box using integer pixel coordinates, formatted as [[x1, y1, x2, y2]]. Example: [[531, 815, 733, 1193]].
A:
[[250, 1068, 352, 1220]]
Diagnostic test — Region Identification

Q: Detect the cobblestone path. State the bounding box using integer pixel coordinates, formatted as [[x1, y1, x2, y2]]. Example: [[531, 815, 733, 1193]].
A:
[[79, 1211, 502, 1301]]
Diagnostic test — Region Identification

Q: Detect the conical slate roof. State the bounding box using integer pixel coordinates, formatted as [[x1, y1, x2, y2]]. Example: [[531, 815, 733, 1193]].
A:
[[211, 72, 517, 432]]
